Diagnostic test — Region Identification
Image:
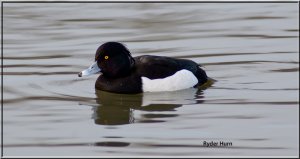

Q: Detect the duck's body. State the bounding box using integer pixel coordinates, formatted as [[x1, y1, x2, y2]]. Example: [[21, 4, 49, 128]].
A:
[[79, 42, 208, 94]]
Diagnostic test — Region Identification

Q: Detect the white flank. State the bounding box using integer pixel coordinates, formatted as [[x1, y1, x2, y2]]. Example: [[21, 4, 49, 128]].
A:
[[142, 69, 198, 92]]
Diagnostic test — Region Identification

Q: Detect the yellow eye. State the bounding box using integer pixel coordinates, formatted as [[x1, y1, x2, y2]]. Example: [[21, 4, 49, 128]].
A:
[[104, 56, 109, 60]]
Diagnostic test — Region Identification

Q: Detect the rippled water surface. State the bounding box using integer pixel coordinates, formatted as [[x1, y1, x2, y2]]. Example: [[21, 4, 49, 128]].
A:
[[2, 2, 299, 157]]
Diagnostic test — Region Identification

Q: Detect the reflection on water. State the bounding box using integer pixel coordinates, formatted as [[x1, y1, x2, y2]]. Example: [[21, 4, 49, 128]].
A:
[[93, 90, 140, 125], [2, 2, 299, 157], [90, 78, 213, 125], [93, 141, 130, 147], [93, 89, 204, 125]]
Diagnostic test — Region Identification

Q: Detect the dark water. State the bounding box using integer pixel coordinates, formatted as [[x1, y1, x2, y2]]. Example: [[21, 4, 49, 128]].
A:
[[2, 2, 299, 156]]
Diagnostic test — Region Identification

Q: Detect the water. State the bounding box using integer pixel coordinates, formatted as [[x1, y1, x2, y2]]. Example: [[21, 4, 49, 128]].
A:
[[2, 2, 299, 157]]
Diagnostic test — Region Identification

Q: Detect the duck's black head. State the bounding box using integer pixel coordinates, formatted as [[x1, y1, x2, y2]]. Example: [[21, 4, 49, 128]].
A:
[[95, 42, 135, 78], [78, 42, 135, 78]]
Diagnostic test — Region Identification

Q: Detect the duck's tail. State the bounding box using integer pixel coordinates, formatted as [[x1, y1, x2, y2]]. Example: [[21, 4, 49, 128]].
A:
[[197, 77, 216, 89], [196, 64, 217, 89]]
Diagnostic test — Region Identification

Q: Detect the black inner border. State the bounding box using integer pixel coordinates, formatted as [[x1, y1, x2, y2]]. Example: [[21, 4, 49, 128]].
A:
[[1, 0, 299, 158]]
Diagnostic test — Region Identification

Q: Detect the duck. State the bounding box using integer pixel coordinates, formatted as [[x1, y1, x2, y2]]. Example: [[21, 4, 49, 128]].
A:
[[78, 42, 208, 94]]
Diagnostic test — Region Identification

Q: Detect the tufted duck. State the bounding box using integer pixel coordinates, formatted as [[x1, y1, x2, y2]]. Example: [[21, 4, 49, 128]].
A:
[[78, 42, 208, 94]]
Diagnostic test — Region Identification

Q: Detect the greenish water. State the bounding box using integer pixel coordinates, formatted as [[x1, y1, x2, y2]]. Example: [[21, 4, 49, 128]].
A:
[[2, 2, 299, 157]]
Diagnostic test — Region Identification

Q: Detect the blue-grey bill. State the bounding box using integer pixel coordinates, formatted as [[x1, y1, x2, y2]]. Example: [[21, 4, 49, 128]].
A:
[[78, 62, 101, 77]]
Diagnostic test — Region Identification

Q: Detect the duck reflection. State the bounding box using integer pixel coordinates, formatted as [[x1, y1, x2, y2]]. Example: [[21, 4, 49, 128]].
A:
[[92, 88, 206, 125]]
